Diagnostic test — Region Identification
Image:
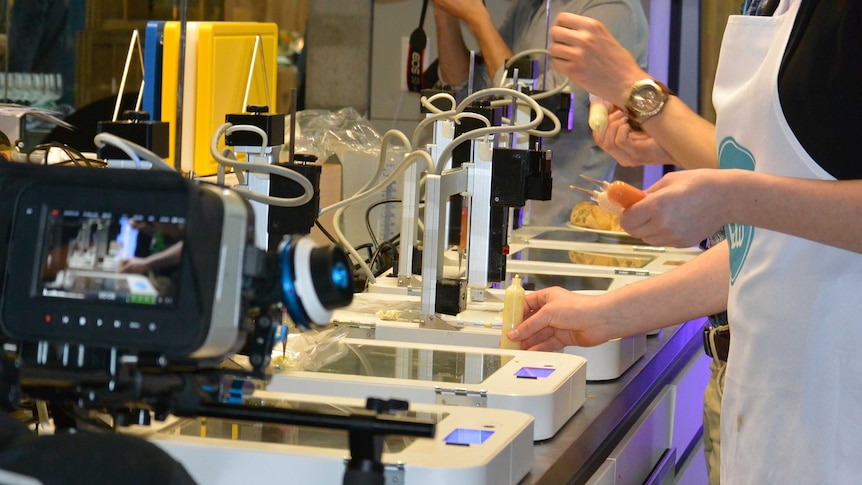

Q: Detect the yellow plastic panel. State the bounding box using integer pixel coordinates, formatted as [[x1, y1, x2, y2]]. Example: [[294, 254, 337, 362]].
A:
[[161, 21, 279, 176]]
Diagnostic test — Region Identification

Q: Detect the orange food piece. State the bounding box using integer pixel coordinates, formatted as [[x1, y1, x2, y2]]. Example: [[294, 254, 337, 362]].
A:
[[606, 181, 645, 209]]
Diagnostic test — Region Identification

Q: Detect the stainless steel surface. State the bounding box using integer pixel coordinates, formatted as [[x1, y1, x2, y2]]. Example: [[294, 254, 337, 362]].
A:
[[522, 319, 705, 485]]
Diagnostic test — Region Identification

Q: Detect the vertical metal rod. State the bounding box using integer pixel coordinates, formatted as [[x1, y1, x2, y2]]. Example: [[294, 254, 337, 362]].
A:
[[242, 35, 261, 112], [467, 50, 476, 96], [242, 35, 273, 112], [174, 0, 189, 172], [510, 68, 519, 149], [134, 32, 146, 112], [113, 30, 141, 121], [288, 88, 297, 165]]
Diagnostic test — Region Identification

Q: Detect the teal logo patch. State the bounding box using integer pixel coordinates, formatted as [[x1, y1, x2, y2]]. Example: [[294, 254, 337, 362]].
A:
[[718, 137, 755, 285]]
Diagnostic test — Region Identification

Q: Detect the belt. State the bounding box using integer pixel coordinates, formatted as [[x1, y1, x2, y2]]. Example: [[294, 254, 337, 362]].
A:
[[703, 324, 730, 362]]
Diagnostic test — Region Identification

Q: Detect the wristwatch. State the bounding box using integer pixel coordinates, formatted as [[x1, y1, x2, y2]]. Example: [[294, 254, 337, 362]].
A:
[[625, 79, 672, 131]]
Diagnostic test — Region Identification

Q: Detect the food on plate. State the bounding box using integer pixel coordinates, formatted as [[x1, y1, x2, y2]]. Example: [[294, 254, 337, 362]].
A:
[[569, 201, 624, 232], [567, 250, 648, 268]]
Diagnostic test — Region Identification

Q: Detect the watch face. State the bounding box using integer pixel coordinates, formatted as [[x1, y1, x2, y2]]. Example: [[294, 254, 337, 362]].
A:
[[633, 85, 662, 113]]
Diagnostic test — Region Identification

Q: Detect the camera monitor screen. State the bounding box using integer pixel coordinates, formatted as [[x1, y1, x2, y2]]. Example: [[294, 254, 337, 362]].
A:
[[38, 208, 186, 309], [0, 164, 254, 357]]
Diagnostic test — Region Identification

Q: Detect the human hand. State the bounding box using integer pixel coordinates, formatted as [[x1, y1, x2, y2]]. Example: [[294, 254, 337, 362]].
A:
[[593, 107, 675, 167], [431, 0, 488, 23], [620, 169, 732, 247], [549, 13, 648, 106], [118, 257, 149, 275], [506, 287, 615, 351]]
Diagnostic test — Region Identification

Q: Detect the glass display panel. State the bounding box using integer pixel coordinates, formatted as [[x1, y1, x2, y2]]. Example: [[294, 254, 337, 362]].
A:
[[312, 344, 514, 385], [530, 229, 598, 243], [512, 246, 654, 268], [520, 273, 614, 291]]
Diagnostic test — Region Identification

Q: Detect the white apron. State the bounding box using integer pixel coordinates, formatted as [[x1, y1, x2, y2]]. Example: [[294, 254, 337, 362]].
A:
[[713, 0, 862, 483]]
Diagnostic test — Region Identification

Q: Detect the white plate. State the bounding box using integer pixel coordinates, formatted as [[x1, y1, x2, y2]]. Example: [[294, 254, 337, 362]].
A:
[[565, 222, 644, 244]]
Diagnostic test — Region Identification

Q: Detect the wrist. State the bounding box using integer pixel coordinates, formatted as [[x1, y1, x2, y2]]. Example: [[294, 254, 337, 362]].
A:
[[721, 169, 749, 225], [434, 7, 458, 26], [594, 293, 627, 342], [464, 8, 493, 34], [624, 78, 673, 131]]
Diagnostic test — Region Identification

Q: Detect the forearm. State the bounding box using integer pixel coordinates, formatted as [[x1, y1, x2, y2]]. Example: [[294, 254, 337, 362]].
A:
[[434, 9, 471, 86], [641, 97, 718, 169], [725, 171, 862, 253], [145, 243, 183, 272], [463, 11, 513, 84], [603, 242, 729, 337]]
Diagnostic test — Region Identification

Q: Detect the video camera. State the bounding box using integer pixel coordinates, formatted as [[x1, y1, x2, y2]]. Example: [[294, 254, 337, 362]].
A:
[[0, 159, 357, 408], [0, 161, 435, 484]]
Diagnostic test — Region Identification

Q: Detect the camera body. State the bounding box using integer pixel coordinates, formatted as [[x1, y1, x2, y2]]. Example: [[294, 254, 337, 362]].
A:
[[0, 162, 255, 364]]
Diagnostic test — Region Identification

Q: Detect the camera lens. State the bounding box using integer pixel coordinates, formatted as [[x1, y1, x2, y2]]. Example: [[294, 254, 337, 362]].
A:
[[278, 236, 354, 329], [309, 245, 354, 309]]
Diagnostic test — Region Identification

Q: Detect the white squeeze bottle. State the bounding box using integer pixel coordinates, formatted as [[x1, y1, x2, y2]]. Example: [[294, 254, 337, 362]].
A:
[[500, 274, 525, 350]]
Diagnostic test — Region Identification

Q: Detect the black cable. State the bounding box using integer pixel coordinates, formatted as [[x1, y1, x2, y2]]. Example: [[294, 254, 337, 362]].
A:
[[27, 142, 106, 167], [355, 242, 374, 264], [364, 198, 402, 250], [369, 241, 395, 276], [313, 220, 339, 244], [368, 231, 402, 276]]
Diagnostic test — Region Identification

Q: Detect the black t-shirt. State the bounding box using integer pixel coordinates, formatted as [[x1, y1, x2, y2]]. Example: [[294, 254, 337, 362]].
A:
[[779, 0, 862, 180], [0, 412, 197, 485]]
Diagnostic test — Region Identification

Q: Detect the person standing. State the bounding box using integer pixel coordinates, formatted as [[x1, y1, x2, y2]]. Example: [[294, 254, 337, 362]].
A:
[[431, 0, 649, 226], [511, 0, 862, 482]]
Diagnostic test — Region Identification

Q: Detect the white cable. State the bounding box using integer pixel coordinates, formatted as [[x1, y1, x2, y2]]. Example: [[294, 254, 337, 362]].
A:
[[497, 47, 572, 99], [522, 77, 570, 101], [419, 92, 457, 114], [412, 110, 493, 151], [94, 133, 140, 168], [434, 87, 545, 173], [454, 112, 493, 127], [320, 149, 434, 216], [412, 109, 457, 149], [225, 124, 268, 156], [333, 205, 376, 284], [365, 129, 412, 195], [501, 104, 561, 138], [492, 78, 570, 104], [504, 48, 554, 69], [210, 123, 314, 207], [216, 149, 246, 186], [93, 132, 175, 171], [324, 129, 422, 284]]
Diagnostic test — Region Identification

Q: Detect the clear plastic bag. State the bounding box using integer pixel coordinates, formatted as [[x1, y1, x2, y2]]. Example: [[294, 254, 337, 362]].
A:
[[285, 107, 382, 161], [271, 325, 350, 371]]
